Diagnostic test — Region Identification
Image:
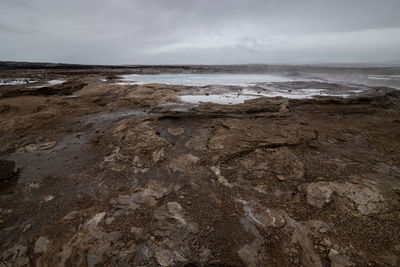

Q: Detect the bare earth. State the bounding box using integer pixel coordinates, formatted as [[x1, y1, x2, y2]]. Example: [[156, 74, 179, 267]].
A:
[[1, 66, 400, 266]]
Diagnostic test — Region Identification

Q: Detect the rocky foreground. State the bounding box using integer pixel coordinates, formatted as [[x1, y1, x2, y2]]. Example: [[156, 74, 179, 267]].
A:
[[1, 68, 400, 266]]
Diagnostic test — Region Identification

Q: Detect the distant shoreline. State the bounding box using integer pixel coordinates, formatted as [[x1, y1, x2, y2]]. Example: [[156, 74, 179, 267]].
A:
[[1, 61, 400, 70]]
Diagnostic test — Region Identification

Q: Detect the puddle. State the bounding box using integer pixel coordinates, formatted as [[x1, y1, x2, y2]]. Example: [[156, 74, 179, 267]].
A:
[[5, 109, 146, 184], [6, 133, 90, 183]]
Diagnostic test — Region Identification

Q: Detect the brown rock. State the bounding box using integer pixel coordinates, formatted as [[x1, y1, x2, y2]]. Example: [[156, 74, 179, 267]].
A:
[[306, 182, 334, 208]]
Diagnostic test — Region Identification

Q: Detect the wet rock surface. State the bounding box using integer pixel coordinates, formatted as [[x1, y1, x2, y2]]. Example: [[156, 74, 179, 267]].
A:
[[1, 67, 400, 266], [0, 159, 16, 181]]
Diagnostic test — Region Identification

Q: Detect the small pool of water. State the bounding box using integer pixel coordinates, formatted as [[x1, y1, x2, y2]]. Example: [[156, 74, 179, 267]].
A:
[[0, 78, 36, 86], [122, 73, 293, 86], [179, 87, 365, 105], [47, 79, 65, 85]]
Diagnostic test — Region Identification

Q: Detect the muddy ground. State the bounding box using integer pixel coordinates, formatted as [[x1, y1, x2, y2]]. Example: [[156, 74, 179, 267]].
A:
[[1, 67, 400, 266]]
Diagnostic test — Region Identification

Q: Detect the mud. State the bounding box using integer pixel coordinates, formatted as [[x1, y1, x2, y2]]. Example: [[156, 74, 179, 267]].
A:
[[1, 66, 400, 266]]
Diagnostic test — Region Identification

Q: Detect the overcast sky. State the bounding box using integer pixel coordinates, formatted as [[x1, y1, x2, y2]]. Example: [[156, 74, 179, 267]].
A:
[[1, 0, 400, 65]]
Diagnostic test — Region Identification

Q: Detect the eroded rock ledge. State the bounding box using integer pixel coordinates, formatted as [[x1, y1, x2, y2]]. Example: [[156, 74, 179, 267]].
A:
[[1, 70, 400, 266]]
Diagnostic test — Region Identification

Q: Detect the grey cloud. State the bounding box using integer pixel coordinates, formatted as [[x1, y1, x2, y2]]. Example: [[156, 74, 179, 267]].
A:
[[1, 0, 400, 64]]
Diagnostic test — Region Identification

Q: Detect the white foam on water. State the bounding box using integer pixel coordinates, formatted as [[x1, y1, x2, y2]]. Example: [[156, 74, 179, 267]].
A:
[[365, 75, 400, 80], [243, 88, 328, 99], [179, 94, 260, 105], [179, 86, 368, 105], [0, 79, 36, 86], [115, 81, 136, 85]]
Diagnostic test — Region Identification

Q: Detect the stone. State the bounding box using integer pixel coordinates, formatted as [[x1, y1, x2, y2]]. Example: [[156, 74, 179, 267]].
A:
[[22, 224, 31, 232], [211, 166, 233, 187], [293, 193, 301, 203], [154, 249, 175, 266], [63, 210, 79, 220], [320, 227, 329, 233], [152, 148, 165, 163], [238, 244, 260, 267], [22, 141, 57, 152], [321, 238, 332, 247], [130, 227, 145, 238], [306, 181, 384, 215], [167, 202, 187, 225], [87, 253, 102, 267], [105, 217, 114, 225], [111, 181, 170, 211], [152, 202, 198, 265], [291, 224, 323, 267], [57, 228, 121, 266], [238, 216, 266, 267], [306, 182, 334, 208], [154, 249, 187, 267], [305, 220, 331, 234], [332, 182, 384, 215], [84, 212, 105, 230], [101, 147, 127, 172], [112, 121, 169, 167], [277, 175, 286, 181], [184, 154, 200, 164], [167, 127, 184, 135], [44, 195, 55, 202], [328, 248, 354, 267], [27, 182, 40, 189], [243, 203, 286, 228], [134, 244, 153, 264], [34, 236, 50, 254]]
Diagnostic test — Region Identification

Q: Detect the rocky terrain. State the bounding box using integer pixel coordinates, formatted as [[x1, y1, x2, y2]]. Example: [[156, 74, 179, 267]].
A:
[[1, 65, 400, 266]]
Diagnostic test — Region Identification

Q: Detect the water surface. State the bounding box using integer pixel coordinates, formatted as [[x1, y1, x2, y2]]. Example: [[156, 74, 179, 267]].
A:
[[122, 73, 294, 86]]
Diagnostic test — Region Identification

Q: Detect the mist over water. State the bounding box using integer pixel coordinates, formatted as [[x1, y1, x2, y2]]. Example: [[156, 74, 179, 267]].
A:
[[118, 70, 400, 104], [122, 72, 400, 89]]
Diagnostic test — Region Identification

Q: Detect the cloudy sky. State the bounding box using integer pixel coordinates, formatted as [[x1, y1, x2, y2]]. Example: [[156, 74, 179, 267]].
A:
[[1, 0, 400, 65]]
